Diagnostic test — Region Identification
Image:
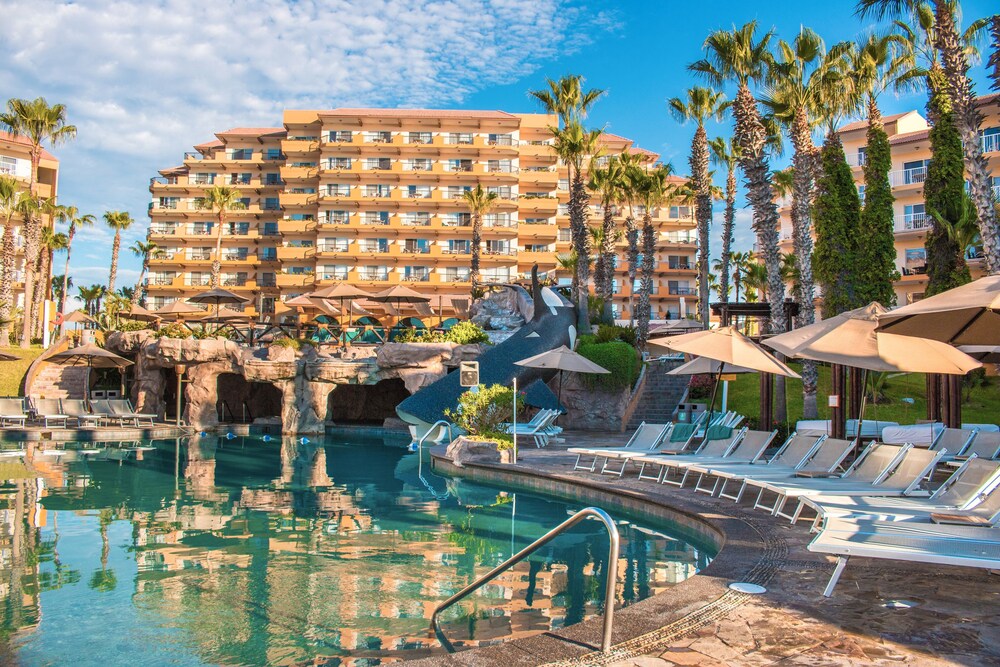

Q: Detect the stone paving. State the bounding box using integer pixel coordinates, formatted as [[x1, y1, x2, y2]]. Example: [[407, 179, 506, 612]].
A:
[[414, 432, 1000, 667]]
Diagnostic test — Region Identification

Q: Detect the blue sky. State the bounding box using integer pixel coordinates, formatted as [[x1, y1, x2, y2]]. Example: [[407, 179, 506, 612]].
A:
[[1, 0, 996, 295]]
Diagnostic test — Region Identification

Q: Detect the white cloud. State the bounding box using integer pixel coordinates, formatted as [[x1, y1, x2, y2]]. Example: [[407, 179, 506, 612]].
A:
[[2, 0, 614, 281]]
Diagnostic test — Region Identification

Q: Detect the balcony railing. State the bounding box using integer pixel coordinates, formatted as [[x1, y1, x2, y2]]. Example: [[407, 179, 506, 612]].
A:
[[150, 226, 176, 235], [319, 272, 349, 281], [402, 217, 431, 226], [488, 136, 514, 146], [221, 277, 248, 287], [402, 245, 431, 254], [982, 132, 999, 153], [403, 273, 431, 282], [896, 212, 929, 231], [186, 277, 213, 286], [358, 272, 389, 281], [361, 217, 390, 226], [147, 276, 174, 286], [317, 245, 350, 253], [259, 276, 277, 287], [669, 286, 696, 296], [889, 166, 927, 187]]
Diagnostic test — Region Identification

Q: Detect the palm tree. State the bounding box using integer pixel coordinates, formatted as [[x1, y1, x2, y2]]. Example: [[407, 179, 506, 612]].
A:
[[130, 240, 162, 307], [552, 121, 603, 330], [709, 137, 741, 304], [588, 157, 625, 322], [55, 205, 95, 315], [858, 1, 998, 274], [103, 211, 134, 295], [195, 185, 246, 288], [691, 21, 787, 334], [617, 151, 646, 323], [990, 15, 1000, 93], [33, 226, 67, 336], [77, 284, 105, 317], [668, 87, 730, 327], [51, 273, 72, 308], [0, 97, 77, 347], [634, 164, 672, 344], [728, 250, 757, 302], [0, 175, 24, 344], [462, 185, 499, 299], [530, 75, 606, 331]]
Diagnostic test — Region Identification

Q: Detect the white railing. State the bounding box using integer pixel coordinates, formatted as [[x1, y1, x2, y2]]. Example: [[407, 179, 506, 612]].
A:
[[895, 212, 929, 231], [982, 132, 999, 154], [844, 152, 867, 167], [889, 166, 927, 187]]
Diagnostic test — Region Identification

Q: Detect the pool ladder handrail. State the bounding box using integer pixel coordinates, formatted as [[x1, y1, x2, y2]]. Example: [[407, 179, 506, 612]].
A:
[[416, 420, 454, 501], [430, 506, 620, 653]]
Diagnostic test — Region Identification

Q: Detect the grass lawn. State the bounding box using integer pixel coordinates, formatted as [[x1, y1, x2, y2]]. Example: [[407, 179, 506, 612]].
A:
[[716, 362, 1000, 428], [0, 346, 46, 397]]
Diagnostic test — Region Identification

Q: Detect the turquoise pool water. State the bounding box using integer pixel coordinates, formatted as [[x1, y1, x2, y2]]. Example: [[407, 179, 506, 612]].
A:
[[0, 435, 714, 666]]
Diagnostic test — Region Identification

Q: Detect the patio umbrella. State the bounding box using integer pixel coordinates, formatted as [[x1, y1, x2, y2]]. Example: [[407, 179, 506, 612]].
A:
[[154, 300, 204, 320], [47, 343, 133, 405], [876, 275, 1000, 345], [370, 285, 430, 329], [126, 304, 161, 323], [958, 346, 1000, 364], [515, 345, 610, 402], [307, 283, 373, 330], [764, 302, 981, 436], [61, 310, 97, 330], [650, 326, 800, 427], [0, 351, 19, 361], [650, 319, 704, 336], [187, 287, 251, 324], [668, 356, 755, 413]]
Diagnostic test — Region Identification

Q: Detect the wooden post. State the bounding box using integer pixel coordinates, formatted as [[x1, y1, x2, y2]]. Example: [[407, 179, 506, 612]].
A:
[[847, 368, 863, 421], [947, 375, 962, 428], [831, 364, 846, 440], [759, 372, 772, 430], [926, 374, 939, 421]]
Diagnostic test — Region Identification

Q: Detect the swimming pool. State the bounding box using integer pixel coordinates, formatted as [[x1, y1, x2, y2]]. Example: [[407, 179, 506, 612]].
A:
[[0, 434, 714, 666]]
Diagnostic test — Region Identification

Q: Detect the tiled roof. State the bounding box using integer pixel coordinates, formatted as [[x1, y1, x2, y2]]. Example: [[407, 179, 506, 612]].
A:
[[888, 129, 930, 146], [0, 130, 58, 161], [838, 112, 910, 133], [318, 108, 518, 119], [193, 139, 224, 150], [217, 127, 286, 137], [976, 92, 999, 107]]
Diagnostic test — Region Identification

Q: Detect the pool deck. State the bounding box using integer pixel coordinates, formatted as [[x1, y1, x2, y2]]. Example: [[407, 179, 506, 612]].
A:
[[411, 432, 1000, 667]]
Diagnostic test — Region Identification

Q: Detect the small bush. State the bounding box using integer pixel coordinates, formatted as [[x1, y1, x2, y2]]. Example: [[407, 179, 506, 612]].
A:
[[445, 384, 525, 449], [594, 324, 637, 347], [393, 321, 490, 345], [154, 322, 193, 339], [687, 374, 715, 400], [577, 341, 640, 391], [271, 337, 302, 350]]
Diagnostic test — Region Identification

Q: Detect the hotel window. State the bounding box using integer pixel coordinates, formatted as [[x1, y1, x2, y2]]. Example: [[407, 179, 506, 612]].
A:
[[229, 149, 253, 160], [260, 296, 276, 313], [523, 244, 549, 252], [259, 273, 276, 287], [406, 185, 432, 199], [902, 159, 930, 184], [260, 247, 278, 261], [187, 272, 210, 286], [365, 157, 391, 170], [287, 239, 314, 247], [263, 197, 280, 210], [405, 158, 432, 171], [0, 156, 16, 175], [485, 240, 511, 255], [190, 222, 213, 235], [404, 266, 431, 281], [230, 172, 252, 185], [448, 240, 471, 254], [669, 206, 692, 219], [408, 131, 432, 144], [319, 265, 350, 280], [264, 148, 284, 160], [359, 265, 390, 281], [191, 172, 215, 185], [288, 187, 315, 194], [446, 186, 471, 198], [288, 266, 311, 275], [557, 179, 569, 191], [404, 212, 431, 226], [447, 132, 474, 145], [327, 183, 351, 196], [238, 197, 251, 208], [318, 238, 350, 253], [441, 267, 471, 282], [444, 212, 471, 227], [557, 228, 572, 242], [484, 212, 511, 227], [364, 184, 392, 197], [481, 267, 511, 283], [903, 203, 926, 229], [365, 131, 393, 143], [362, 211, 390, 225], [488, 133, 513, 146], [486, 186, 512, 199], [359, 238, 389, 253], [324, 210, 350, 224], [264, 172, 283, 185], [403, 239, 430, 253], [287, 213, 314, 221], [158, 197, 179, 209], [327, 157, 353, 169], [557, 204, 569, 215], [328, 130, 353, 142], [447, 159, 473, 172], [262, 222, 279, 236], [857, 146, 867, 166]]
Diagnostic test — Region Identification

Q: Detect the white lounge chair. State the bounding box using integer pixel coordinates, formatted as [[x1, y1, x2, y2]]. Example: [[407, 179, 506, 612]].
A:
[[634, 426, 747, 486], [568, 421, 670, 474], [687, 429, 780, 495], [32, 398, 68, 428], [949, 431, 1000, 465], [695, 433, 826, 501], [61, 399, 104, 428], [929, 427, 977, 458], [0, 398, 27, 427], [745, 437, 858, 511], [764, 444, 945, 523], [802, 457, 1000, 528], [107, 399, 156, 427], [809, 518, 1000, 596], [506, 409, 559, 448]]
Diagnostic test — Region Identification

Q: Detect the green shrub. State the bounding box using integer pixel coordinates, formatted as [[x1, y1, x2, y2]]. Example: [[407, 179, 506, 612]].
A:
[[577, 341, 640, 391], [153, 322, 193, 339], [393, 321, 490, 345], [594, 324, 637, 347], [445, 384, 525, 449], [271, 337, 302, 349], [687, 374, 714, 400]]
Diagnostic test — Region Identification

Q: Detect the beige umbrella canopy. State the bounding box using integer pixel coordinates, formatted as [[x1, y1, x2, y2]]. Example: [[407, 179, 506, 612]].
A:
[[61, 310, 97, 325], [876, 275, 1000, 345], [284, 295, 318, 308], [958, 346, 1000, 364], [650, 326, 799, 425], [651, 319, 705, 336], [515, 345, 610, 402], [650, 326, 801, 377], [154, 300, 204, 319], [126, 304, 161, 323], [667, 357, 756, 375], [306, 283, 373, 331], [764, 302, 981, 374], [47, 343, 133, 402]]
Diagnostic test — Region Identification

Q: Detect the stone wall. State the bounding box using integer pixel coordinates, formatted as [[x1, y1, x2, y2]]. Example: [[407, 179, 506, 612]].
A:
[[105, 332, 483, 434], [554, 372, 632, 432]]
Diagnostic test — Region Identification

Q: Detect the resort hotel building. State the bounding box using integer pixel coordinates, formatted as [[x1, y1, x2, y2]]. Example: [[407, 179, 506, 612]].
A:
[[0, 130, 60, 308], [777, 92, 1000, 307], [145, 109, 699, 323]]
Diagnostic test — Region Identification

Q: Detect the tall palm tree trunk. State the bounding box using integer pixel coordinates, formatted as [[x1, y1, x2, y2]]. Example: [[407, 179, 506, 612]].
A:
[[470, 212, 482, 298], [625, 213, 639, 323], [789, 107, 819, 418], [733, 83, 786, 333], [718, 166, 736, 304], [597, 204, 616, 322], [133, 258, 149, 307], [934, 2, 1000, 274], [31, 249, 47, 338], [211, 214, 225, 288], [691, 125, 712, 326], [569, 170, 591, 331], [107, 229, 121, 295], [60, 227, 75, 315], [20, 153, 41, 348], [0, 215, 15, 344], [637, 215, 656, 343]]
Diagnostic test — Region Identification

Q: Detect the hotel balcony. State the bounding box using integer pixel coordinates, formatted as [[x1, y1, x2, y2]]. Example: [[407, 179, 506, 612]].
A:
[[894, 213, 929, 234]]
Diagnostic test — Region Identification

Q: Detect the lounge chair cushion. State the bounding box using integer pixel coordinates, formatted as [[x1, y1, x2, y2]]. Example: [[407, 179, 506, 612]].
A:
[[704, 425, 733, 441], [669, 423, 698, 443]]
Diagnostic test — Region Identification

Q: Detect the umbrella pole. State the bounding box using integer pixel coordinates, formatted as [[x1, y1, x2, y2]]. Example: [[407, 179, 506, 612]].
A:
[[706, 363, 725, 430], [856, 368, 869, 445]]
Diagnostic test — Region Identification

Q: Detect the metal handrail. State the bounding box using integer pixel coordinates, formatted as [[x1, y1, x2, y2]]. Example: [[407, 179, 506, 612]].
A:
[[415, 420, 454, 500], [430, 506, 621, 653]]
